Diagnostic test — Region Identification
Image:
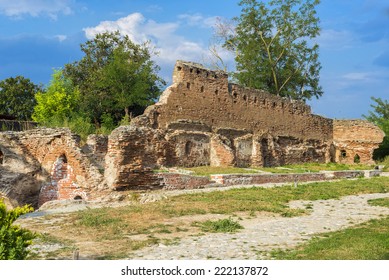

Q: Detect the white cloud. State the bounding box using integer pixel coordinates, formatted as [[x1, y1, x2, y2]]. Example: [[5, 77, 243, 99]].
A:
[[83, 13, 223, 66], [342, 72, 372, 82], [54, 35, 67, 42], [317, 29, 356, 50], [178, 13, 218, 28], [0, 0, 73, 19]]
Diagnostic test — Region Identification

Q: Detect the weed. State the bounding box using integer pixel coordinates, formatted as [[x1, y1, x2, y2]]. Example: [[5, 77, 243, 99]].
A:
[[368, 198, 389, 208], [193, 217, 244, 233]]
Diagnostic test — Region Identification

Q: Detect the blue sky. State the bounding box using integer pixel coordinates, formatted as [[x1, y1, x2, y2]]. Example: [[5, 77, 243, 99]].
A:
[[1, 0, 388, 120]]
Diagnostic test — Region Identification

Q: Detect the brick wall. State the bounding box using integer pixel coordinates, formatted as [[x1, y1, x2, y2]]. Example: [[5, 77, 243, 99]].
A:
[[333, 120, 385, 164], [151, 61, 333, 141], [1, 128, 104, 207]]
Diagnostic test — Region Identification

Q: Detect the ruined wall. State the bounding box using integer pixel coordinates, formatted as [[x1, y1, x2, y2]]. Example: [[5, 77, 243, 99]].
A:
[[333, 120, 385, 164], [134, 61, 333, 168], [1, 61, 385, 203], [147, 61, 333, 140], [0, 128, 105, 207]]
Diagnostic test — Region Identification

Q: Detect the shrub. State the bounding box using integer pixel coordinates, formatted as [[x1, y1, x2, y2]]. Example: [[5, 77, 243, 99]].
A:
[[0, 201, 36, 260]]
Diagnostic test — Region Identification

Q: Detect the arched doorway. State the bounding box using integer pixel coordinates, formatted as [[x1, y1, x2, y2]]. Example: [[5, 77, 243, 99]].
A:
[[38, 154, 69, 207]]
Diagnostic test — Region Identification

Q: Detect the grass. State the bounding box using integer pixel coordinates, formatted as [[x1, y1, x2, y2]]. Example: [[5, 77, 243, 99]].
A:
[[272, 197, 389, 260], [22, 176, 389, 259], [368, 197, 389, 207], [183, 163, 375, 177], [193, 218, 244, 233], [271, 217, 389, 260]]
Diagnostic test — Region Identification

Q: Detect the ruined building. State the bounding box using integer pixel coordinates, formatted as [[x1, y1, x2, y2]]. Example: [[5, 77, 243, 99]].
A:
[[0, 61, 385, 208]]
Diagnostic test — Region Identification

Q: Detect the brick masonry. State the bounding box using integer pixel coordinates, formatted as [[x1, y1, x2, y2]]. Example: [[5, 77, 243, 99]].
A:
[[0, 60, 385, 207]]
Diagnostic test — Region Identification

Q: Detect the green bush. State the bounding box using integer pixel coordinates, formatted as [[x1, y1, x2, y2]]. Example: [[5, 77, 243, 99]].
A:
[[0, 201, 36, 260]]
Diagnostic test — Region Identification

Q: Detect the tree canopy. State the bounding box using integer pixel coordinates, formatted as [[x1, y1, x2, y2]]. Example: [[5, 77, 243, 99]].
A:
[[217, 0, 322, 100], [0, 76, 42, 120], [364, 97, 389, 160], [64, 31, 165, 125], [32, 70, 80, 124]]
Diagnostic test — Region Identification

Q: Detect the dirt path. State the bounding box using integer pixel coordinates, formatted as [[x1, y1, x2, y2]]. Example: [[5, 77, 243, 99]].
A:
[[128, 192, 389, 260]]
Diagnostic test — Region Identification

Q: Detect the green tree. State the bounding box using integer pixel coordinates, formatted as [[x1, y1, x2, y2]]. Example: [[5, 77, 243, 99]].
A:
[[0, 76, 42, 120], [363, 97, 389, 160], [0, 201, 35, 260], [32, 69, 80, 124], [219, 0, 322, 100], [64, 31, 165, 125]]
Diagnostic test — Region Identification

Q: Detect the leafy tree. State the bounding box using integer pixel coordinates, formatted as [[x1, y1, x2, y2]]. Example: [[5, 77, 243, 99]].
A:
[[100, 45, 163, 120], [363, 97, 389, 160], [32, 69, 80, 124], [0, 201, 35, 260], [218, 0, 322, 100], [0, 76, 42, 120], [64, 31, 165, 125]]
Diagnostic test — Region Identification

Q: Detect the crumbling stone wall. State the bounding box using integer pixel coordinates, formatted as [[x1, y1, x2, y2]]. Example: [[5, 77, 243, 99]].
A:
[[333, 120, 385, 164], [131, 61, 334, 170], [106, 61, 384, 191], [0, 61, 385, 203], [0, 128, 104, 207]]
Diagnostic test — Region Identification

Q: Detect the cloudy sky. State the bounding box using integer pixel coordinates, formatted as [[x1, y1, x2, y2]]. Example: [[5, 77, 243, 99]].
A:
[[1, 0, 388, 119]]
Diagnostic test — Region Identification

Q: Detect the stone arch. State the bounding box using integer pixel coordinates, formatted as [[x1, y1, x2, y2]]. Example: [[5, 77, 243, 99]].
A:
[[38, 153, 69, 207]]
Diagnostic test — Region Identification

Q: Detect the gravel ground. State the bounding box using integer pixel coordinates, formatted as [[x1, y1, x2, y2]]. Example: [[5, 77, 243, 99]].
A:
[[128, 192, 389, 260]]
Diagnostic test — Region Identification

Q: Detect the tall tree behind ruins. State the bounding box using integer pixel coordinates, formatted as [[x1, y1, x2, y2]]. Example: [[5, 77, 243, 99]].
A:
[[214, 0, 322, 101], [364, 97, 389, 160]]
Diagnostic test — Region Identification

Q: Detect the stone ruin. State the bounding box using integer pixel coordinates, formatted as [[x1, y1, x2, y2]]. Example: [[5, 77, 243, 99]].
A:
[[0, 60, 385, 208]]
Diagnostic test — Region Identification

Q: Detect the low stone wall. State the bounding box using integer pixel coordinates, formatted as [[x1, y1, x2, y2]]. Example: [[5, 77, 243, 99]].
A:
[[158, 173, 214, 190], [210, 170, 366, 187]]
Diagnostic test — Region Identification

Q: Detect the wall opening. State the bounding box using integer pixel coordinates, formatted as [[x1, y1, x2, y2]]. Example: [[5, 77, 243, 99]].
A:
[[186, 82, 191, 89], [185, 141, 193, 156], [0, 149, 3, 164], [200, 86, 204, 93], [261, 138, 271, 167], [341, 150, 347, 158], [354, 154, 361, 164], [74, 195, 83, 200]]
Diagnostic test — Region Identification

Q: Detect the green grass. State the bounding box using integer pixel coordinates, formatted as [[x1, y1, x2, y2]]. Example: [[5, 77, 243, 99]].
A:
[[159, 177, 389, 217], [76, 207, 123, 227], [271, 217, 389, 260], [183, 166, 262, 177], [368, 197, 389, 208], [193, 218, 244, 233], [272, 195, 389, 260]]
